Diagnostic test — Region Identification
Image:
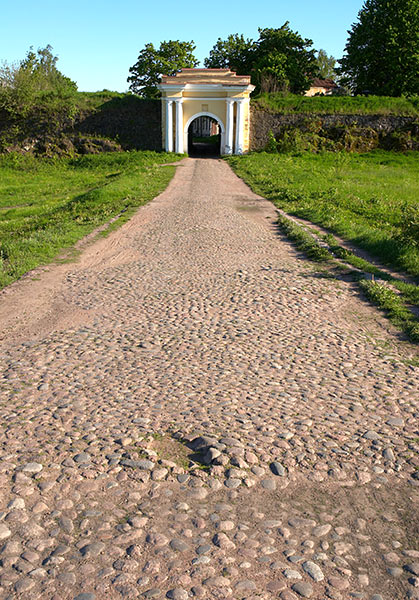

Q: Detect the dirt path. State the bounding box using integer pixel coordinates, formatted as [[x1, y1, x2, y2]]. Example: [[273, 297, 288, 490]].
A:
[[0, 158, 418, 600]]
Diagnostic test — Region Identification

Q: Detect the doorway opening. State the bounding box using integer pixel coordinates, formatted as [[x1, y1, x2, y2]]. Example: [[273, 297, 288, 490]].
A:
[[187, 116, 221, 156]]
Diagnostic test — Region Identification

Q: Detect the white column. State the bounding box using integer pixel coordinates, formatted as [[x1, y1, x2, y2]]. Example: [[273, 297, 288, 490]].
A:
[[224, 99, 234, 155], [235, 98, 245, 155], [175, 98, 184, 154], [165, 99, 173, 152]]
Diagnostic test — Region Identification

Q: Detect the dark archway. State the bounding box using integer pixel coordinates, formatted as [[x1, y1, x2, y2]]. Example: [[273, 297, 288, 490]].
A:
[[187, 116, 221, 157]]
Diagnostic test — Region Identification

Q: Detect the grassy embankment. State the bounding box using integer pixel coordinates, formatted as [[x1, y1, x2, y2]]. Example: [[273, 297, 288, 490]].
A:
[[253, 93, 419, 115], [76, 90, 127, 109], [227, 151, 419, 342], [0, 151, 181, 289], [77, 91, 419, 117]]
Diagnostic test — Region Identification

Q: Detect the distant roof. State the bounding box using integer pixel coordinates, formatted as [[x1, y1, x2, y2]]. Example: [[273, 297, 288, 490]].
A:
[[160, 69, 252, 86], [310, 78, 338, 89]]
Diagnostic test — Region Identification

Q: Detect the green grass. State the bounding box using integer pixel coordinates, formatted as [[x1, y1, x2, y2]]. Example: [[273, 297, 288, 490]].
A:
[[252, 93, 419, 116], [0, 151, 182, 289], [192, 134, 220, 145], [75, 90, 128, 110], [322, 233, 419, 308], [323, 233, 385, 274], [359, 280, 419, 343], [269, 210, 419, 342], [227, 150, 419, 279], [277, 214, 331, 262]]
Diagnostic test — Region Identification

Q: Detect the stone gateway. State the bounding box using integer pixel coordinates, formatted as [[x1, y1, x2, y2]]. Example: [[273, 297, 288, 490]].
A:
[[158, 69, 255, 155]]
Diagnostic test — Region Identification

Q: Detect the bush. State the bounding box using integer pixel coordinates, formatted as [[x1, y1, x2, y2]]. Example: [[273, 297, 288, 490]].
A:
[[267, 121, 416, 154], [382, 130, 416, 151], [0, 46, 78, 153], [265, 130, 279, 152]]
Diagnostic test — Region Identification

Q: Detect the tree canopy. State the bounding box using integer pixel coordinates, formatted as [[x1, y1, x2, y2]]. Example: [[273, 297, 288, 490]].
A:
[[315, 49, 336, 80], [204, 34, 256, 74], [0, 45, 78, 152], [254, 25, 318, 93], [338, 0, 419, 95], [127, 40, 199, 98], [0, 45, 77, 117], [203, 24, 318, 94]]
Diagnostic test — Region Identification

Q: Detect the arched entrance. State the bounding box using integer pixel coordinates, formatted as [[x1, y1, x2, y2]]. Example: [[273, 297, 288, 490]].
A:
[[184, 112, 225, 156], [158, 69, 255, 155]]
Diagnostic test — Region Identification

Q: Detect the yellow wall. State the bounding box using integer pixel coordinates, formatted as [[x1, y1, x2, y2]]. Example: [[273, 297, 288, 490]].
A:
[[161, 91, 252, 154], [242, 99, 250, 153], [182, 98, 227, 130]]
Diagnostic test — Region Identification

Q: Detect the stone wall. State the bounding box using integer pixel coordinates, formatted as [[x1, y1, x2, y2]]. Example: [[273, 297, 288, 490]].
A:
[[250, 107, 419, 151], [3, 93, 418, 155], [0, 96, 163, 155], [75, 96, 162, 151]]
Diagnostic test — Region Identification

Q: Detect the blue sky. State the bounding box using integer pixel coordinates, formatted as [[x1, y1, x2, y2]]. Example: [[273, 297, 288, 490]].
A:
[[2, 0, 365, 92]]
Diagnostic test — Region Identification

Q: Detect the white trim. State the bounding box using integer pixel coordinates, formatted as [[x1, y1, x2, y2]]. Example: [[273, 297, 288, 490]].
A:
[[175, 99, 184, 153], [235, 98, 245, 154], [159, 84, 255, 93], [184, 112, 226, 155], [172, 97, 228, 101], [184, 112, 225, 134], [225, 99, 234, 155], [165, 99, 173, 152]]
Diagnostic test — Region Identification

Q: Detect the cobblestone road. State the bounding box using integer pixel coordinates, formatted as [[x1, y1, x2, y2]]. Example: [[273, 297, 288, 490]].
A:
[[0, 158, 418, 600]]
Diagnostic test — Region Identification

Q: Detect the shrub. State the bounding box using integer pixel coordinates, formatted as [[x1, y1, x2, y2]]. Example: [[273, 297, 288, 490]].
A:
[[0, 46, 77, 153], [265, 130, 279, 152]]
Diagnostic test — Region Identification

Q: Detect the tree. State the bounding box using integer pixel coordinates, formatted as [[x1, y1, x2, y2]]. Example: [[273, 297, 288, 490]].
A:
[[0, 45, 77, 120], [19, 45, 77, 92], [338, 0, 419, 95], [253, 24, 319, 94], [0, 46, 78, 152], [315, 49, 336, 80], [252, 51, 289, 93], [127, 40, 199, 98], [203, 34, 256, 74], [204, 23, 319, 94]]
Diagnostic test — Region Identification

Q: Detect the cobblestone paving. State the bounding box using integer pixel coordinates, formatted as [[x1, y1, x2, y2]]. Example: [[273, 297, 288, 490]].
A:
[[0, 158, 418, 600]]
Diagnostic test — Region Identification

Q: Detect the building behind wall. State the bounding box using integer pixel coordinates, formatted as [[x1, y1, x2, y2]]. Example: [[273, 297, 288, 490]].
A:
[[191, 116, 219, 137]]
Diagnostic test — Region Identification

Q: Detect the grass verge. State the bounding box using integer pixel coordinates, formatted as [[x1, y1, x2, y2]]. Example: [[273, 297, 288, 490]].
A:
[[359, 280, 419, 343], [75, 90, 127, 110], [277, 214, 331, 262], [227, 151, 419, 279], [228, 147, 419, 341], [276, 212, 419, 343], [0, 151, 182, 289], [252, 93, 419, 116]]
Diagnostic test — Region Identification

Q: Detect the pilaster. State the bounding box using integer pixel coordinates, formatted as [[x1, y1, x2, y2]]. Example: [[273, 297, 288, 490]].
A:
[[235, 98, 245, 155], [175, 99, 184, 154], [225, 99, 234, 155], [165, 99, 174, 152]]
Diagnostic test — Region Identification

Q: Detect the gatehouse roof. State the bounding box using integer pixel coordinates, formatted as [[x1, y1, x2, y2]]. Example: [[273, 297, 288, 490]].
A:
[[160, 69, 252, 87]]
